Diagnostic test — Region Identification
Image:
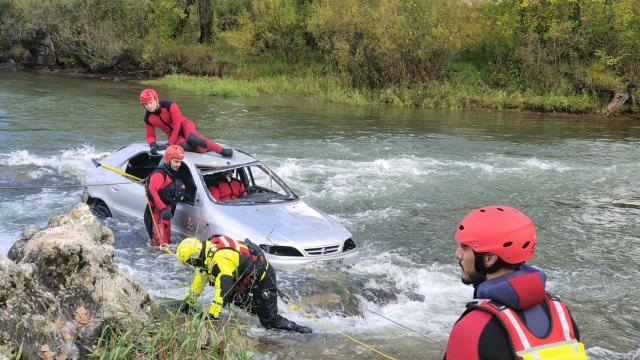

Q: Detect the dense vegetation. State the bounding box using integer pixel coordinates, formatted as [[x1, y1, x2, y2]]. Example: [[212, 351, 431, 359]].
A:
[[1, 0, 638, 113], [90, 305, 252, 360]]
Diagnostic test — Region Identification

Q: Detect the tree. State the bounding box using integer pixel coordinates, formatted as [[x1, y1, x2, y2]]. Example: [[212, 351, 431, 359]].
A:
[[197, 0, 213, 43], [172, 0, 194, 39]]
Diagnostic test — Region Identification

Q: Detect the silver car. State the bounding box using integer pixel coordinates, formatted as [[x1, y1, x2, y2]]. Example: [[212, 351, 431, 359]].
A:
[[81, 143, 359, 269]]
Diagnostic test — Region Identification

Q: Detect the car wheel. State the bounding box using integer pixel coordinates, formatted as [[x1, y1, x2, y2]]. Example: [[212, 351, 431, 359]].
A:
[[89, 199, 112, 218]]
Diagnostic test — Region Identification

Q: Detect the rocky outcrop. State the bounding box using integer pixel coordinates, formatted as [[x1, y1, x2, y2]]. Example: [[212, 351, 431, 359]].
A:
[[1, 203, 153, 359]]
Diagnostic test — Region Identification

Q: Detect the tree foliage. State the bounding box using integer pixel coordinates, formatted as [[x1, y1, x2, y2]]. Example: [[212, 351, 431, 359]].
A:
[[0, 0, 637, 98], [307, 0, 464, 87]]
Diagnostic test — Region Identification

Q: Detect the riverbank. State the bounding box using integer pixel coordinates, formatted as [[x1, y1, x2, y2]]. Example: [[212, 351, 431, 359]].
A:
[[143, 72, 610, 114], [2, 62, 636, 116], [2, 1, 638, 116]]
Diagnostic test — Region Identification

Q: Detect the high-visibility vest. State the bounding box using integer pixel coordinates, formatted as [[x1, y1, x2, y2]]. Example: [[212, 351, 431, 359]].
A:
[[205, 235, 268, 282], [470, 294, 587, 360]]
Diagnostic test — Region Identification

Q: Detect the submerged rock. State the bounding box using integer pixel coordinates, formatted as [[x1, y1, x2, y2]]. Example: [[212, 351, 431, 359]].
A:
[[0, 203, 153, 359], [298, 273, 362, 316]]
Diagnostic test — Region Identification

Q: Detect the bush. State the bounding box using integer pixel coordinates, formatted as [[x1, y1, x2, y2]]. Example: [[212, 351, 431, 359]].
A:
[[236, 0, 307, 61], [307, 0, 464, 88], [8, 44, 31, 62]]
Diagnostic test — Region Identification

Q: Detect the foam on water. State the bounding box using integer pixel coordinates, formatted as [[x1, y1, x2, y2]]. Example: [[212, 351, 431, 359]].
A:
[[0, 145, 107, 255], [337, 207, 405, 231], [0, 188, 84, 255], [587, 346, 640, 360], [278, 252, 471, 340], [0, 145, 109, 179], [272, 154, 573, 201]]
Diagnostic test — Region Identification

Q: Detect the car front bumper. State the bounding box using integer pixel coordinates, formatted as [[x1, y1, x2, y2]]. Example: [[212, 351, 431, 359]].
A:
[[266, 249, 360, 270]]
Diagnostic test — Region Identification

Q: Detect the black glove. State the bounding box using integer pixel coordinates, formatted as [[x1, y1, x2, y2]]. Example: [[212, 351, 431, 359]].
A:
[[220, 148, 233, 158], [157, 143, 168, 150], [160, 208, 172, 220], [149, 142, 159, 156]]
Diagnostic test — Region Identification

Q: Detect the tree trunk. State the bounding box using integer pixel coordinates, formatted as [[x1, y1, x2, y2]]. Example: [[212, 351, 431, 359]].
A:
[[604, 81, 637, 115], [605, 89, 629, 116], [172, 0, 194, 39], [197, 0, 213, 43]]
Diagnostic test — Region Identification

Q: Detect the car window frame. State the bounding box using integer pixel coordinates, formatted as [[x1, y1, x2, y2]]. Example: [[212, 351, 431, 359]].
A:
[[197, 161, 298, 205]]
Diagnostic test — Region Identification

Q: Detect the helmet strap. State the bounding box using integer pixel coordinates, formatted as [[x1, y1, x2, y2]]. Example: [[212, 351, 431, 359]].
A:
[[472, 252, 521, 285], [188, 238, 206, 268], [470, 253, 488, 285]]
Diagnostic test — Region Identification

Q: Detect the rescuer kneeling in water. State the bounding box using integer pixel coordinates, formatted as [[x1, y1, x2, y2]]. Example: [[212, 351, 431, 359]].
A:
[[444, 206, 586, 360], [176, 236, 313, 334]]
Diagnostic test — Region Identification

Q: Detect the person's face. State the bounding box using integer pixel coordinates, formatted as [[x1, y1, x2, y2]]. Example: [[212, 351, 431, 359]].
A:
[[455, 244, 477, 285], [224, 170, 234, 181], [142, 98, 159, 112], [169, 158, 182, 171]]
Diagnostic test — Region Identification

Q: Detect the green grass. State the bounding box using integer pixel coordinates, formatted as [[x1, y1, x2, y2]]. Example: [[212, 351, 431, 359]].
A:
[[90, 304, 253, 360], [142, 61, 610, 114]]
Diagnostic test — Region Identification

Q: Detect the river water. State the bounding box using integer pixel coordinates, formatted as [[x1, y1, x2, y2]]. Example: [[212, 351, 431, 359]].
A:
[[0, 71, 638, 359]]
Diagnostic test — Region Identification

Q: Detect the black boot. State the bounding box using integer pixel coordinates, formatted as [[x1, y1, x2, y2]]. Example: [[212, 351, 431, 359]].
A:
[[267, 316, 312, 334]]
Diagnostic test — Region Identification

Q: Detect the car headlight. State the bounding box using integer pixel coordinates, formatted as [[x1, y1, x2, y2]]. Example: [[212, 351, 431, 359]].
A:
[[342, 238, 357, 252], [259, 245, 303, 257]]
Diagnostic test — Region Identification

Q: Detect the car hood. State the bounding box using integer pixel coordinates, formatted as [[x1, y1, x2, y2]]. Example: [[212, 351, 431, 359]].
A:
[[210, 200, 351, 248]]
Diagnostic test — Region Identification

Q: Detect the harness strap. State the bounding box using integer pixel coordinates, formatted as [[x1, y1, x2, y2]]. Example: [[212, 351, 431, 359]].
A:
[[144, 101, 174, 130], [474, 296, 583, 360]]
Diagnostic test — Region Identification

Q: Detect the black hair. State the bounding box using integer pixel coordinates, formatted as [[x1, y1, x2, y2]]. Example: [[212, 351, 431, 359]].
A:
[[471, 252, 522, 285]]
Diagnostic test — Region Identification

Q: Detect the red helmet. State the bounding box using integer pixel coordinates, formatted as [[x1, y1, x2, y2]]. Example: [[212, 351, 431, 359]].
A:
[[164, 145, 185, 163], [455, 206, 536, 264], [139, 88, 158, 104]]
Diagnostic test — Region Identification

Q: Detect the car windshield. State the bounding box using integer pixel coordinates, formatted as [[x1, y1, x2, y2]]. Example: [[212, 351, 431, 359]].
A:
[[199, 163, 297, 205]]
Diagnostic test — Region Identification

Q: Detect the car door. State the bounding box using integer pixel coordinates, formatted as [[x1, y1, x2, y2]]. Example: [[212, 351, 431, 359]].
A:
[[106, 169, 146, 219], [106, 152, 151, 219], [170, 163, 206, 238]]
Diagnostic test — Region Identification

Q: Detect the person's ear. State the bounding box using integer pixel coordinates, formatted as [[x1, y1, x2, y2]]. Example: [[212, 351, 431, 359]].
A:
[[484, 253, 499, 268]]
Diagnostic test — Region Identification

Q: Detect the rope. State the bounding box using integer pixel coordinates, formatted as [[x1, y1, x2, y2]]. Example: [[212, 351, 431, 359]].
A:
[[0, 180, 142, 189], [277, 289, 398, 360], [2, 162, 148, 190], [366, 310, 432, 341]]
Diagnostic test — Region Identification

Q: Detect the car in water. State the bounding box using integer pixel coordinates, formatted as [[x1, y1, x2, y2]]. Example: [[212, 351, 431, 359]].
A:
[[81, 143, 359, 269]]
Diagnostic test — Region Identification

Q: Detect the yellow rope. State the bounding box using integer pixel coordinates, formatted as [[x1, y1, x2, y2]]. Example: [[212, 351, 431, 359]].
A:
[[281, 298, 398, 360], [98, 163, 142, 182]]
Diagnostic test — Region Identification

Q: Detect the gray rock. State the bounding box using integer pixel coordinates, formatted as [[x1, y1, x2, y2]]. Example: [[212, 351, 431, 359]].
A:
[[7, 225, 37, 261], [0, 203, 153, 359]]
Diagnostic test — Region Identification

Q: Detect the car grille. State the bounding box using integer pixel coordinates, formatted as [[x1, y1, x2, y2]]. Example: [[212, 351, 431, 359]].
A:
[[304, 244, 341, 256]]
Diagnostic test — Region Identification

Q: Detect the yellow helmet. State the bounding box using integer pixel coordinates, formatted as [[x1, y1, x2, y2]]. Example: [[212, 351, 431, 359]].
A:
[[176, 238, 203, 265]]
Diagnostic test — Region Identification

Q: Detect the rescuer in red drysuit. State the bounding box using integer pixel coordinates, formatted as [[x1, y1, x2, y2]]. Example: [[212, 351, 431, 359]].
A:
[[208, 169, 248, 201], [144, 145, 185, 246], [139, 88, 233, 157]]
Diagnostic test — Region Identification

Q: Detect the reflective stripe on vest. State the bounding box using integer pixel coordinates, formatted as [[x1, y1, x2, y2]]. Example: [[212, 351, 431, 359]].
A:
[[209, 236, 251, 257], [208, 235, 267, 283], [473, 295, 587, 360]]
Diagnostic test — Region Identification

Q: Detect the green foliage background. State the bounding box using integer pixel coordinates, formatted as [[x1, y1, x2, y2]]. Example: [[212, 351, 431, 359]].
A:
[[1, 0, 638, 113]]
